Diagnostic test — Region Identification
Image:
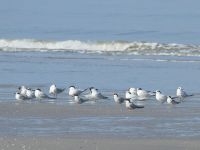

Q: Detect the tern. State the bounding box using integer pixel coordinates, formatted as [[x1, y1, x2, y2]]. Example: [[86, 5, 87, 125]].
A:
[[125, 87, 138, 99], [26, 88, 35, 99], [155, 90, 167, 103], [167, 96, 180, 105], [15, 92, 27, 101], [136, 88, 155, 100], [129, 87, 137, 95], [35, 89, 55, 100], [125, 99, 144, 110], [176, 87, 193, 99], [74, 95, 88, 104], [18, 85, 28, 96], [68, 86, 88, 97], [49, 84, 65, 98], [113, 93, 127, 104], [85, 87, 108, 100], [113, 93, 128, 112]]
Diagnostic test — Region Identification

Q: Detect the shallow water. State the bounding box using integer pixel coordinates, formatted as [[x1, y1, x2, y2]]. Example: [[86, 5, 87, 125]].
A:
[[1, 51, 200, 90], [0, 52, 200, 138]]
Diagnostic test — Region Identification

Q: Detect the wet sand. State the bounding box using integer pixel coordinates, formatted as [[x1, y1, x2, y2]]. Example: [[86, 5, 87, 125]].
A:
[[0, 136, 200, 150], [1, 100, 200, 119], [0, 101, 200, 137], [0, 90, 200, 150]]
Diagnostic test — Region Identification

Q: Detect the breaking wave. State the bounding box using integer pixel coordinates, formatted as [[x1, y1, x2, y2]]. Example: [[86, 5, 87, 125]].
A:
[[0, 39, 200, 56]]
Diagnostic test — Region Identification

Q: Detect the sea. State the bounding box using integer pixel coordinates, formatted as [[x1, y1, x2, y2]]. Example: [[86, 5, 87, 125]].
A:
[[0, 0, 200, 138]]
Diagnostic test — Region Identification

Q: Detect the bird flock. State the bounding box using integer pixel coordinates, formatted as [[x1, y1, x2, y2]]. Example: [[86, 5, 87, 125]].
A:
[[15, 84, 194, 110]]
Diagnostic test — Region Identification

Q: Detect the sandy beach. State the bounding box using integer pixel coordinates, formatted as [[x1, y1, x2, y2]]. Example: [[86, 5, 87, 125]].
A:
[[1, 137, 200, 150], [0, 101, 200, 150]]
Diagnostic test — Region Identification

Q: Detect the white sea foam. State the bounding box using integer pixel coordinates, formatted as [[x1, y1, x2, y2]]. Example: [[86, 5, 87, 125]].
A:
[[0, 39, 200, 56]]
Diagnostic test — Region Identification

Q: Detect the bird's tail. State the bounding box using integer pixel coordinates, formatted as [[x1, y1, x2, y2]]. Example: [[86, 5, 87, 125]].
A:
[[81, 87, 89, 94], [60, 88, 66, 93], [187, 94, 194, 97], [101, 95, 108, 99], [136, 105, 144, 109], [47, 96, 56, 99]]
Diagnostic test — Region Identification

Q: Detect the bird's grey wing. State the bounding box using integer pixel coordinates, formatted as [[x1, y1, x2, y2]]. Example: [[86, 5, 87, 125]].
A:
[[172, 100, 180, 104], [57, 88, 65, 93], [98, 93, 108, 99], [80, 97, 89, 103], [131, 103, 144, 109]]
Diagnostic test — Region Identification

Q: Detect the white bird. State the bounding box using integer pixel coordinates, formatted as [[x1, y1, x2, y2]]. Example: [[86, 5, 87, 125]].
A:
[[125, 91, 139, 103], [74, 95, 88, 104], [125, 87, 138, 99], [85, 87, 108, 100], [15, 92, 27, 101], [136, 88, 155, 100], [35, 89, 54, 100], [26, 88, 35, 99], [129, 87, 137, 95], [113, 93, 128, 112], [155, 90, 167, 103], [167, 96, 180, 105], [68, 86, 87, 97], [18, 85, 28, 96], [176, 87, 193, 99], [125, 91, 133, 99], [125, 99, 144, 110], [113, 93, 126, 104], [49, 84, 65, 98]]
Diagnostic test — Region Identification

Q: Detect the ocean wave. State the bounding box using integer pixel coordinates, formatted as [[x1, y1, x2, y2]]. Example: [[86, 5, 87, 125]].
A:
[[0, 39, 200, 56]]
